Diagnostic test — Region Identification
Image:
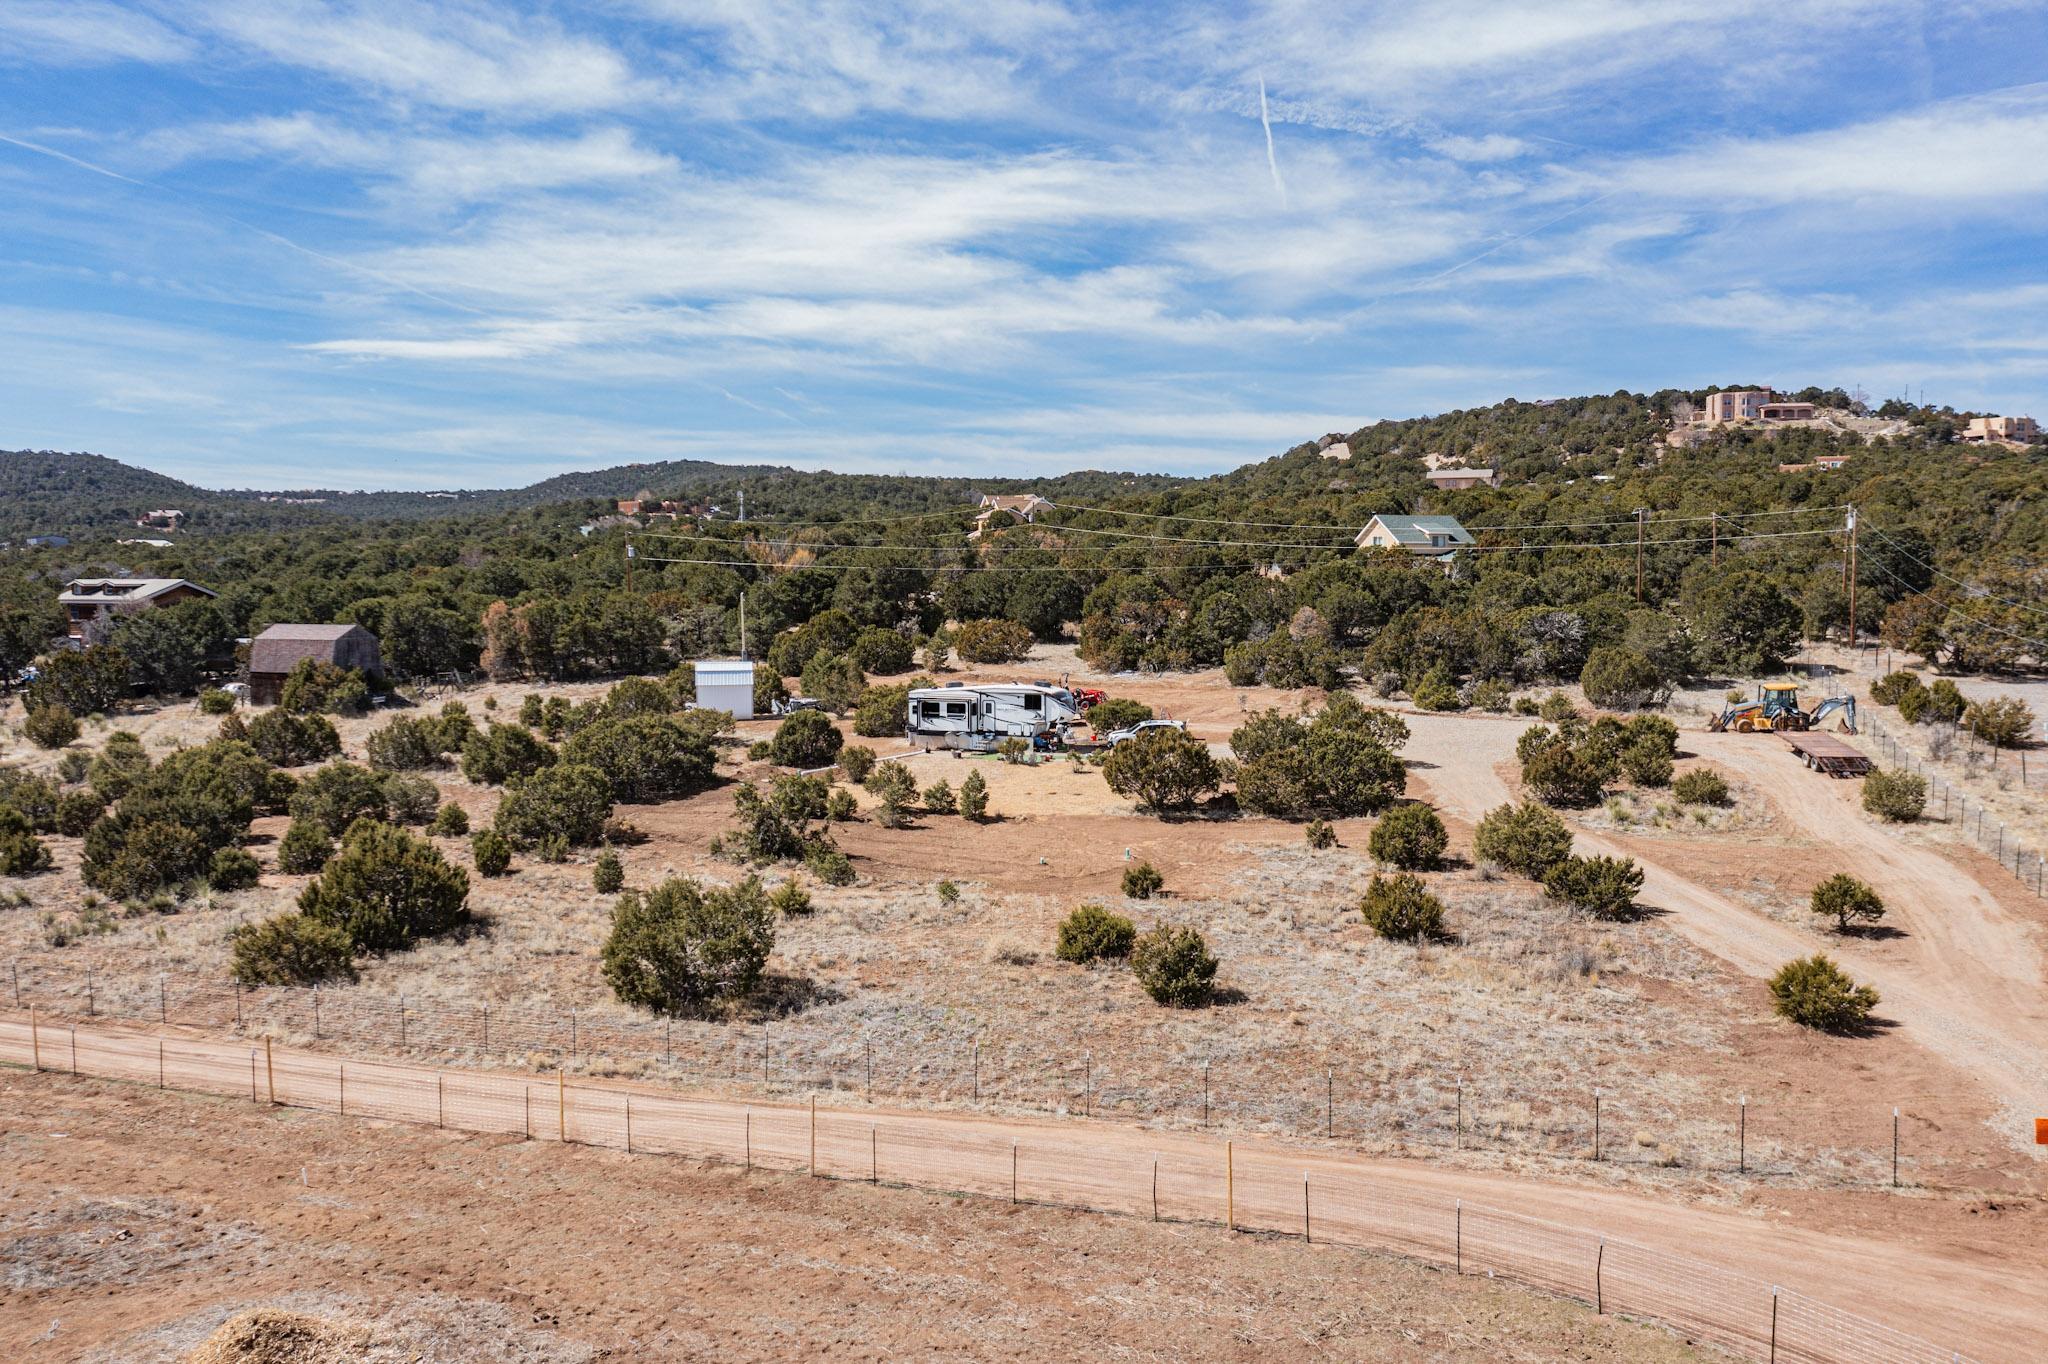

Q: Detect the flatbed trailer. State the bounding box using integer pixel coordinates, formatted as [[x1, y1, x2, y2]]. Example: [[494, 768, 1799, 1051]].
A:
[[1780, 732, 1874, 777]]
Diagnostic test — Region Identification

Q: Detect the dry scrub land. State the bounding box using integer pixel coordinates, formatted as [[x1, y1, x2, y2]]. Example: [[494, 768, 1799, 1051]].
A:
[[0, 1068, 1716, 1362], [3, 647, 2040, 1210]]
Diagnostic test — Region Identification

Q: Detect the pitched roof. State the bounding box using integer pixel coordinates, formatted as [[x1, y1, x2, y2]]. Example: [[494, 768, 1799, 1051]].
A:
[[249, 622, 379, 674], [1424, 467, 1496, 482], [1361, 514, 1474, 546], [58, 578, 215, 604]]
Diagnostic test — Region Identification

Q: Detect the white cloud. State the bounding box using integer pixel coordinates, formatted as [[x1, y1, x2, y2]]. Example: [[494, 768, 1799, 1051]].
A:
[[147, 115, 676, 204], [0, 2, 196, 65], [1598, 87, 2048, 205], [1428, 133, 1529, 163], [189, 0, 650, 112]]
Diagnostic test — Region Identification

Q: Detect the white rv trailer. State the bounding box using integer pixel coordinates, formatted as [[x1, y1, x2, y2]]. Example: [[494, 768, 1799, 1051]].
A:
[[906, 681, 1084, 751]]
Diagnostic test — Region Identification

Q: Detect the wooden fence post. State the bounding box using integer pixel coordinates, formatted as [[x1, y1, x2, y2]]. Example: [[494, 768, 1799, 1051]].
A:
[[1226, 1141, 1235, 1231], [264, 1037, 275, 1106], [436, 1072, 445, 1128], [28, 1006, 38, 1072]]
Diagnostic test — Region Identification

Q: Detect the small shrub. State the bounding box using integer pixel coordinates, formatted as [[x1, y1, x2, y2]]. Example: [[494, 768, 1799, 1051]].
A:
[[56, 790, 106, 837], [770, 879, 812, 915], [365, 715, 444, 771], [431, 802, 470, 836], [1671, 768, 1730, 806], [804, 843, 856, 885], [1055, 903, 1135, 962], [996, 737, 1030, 764], [1122, 861, 1164, 899], [1102, 728, 1220, 811], [1130, 923, 1218, 1007], [1542, 854, 1645, 919], [276, 817, 334, 874], [197, 688, 236, 716], [228, 913, 357, 986], [460, 722, 556, 785], [298, 820, 470, 951], [1369, 803, 1448, 870], [1869, 670, 1921, 706], [769, 709, 845, 768], [520, 694, 545, 727], [1511, 695, 1540, 716], [922, 779, 955, 814], [1359, 872, 1445, 941], [382, 772, 440, 826], [1305, 818, 1336, 849], [865, 761, 918, 828], [24, 703, 81, 750], [839, 745, 877, 783], [1538, 691, 1577, 723], [536, 832, 571, 864], [494, 763, 614, 847], [207, 846, 262, 891], [1964, 696, 2036, 749], [602, 875, 775, 1015], [1469, 679, 1512, 712], [1579, 647, 1663, 710], [57, 750, 92, 784], [1922, 678, 1965, 724], [0, 824, 52, 876], [1411, 666, 1464, 711], [1619, 737, 1674, 788], [1861, 768, 1926, 822], [936, 878, 961, 905], [290, 762, 389, 836], [246, 710, 341, 766], [1090, 698, 1153, 731], [1473, 801, 1574, 879], [592, 847, 625, 893], [1810, 873, 1884, 933], [825, 788, 857, 821], [954, 617, 1034, 663], [1769, 954, 1879, 1032], [471, 828, 511, 876], [957, 769, 989, 820]]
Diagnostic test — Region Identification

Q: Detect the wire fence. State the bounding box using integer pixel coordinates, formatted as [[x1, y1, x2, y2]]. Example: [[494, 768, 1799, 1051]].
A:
[[4, 960, 1947, 1190], [1860, 710, 2046, 900], [0, 1014, 1984, 1364]]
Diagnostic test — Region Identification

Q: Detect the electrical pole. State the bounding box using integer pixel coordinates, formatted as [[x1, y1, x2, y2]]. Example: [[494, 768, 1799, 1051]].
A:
[[1634, 508, 1648, 603], [625, 541, 635, 592], [737, 489, 746, 523], [1710, 512, 1718, 569], [1846, 506, 1859, 652], [739, 591, 748, 658]]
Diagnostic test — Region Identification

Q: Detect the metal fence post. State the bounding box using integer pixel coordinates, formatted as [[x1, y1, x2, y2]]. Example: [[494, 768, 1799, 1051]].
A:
[[1202, 1061, 1210, 1126], [1151, 1157, 1158, 1221], [1592, 1089, 1601, 1160], [1770, 1286, 1779, 1363], [28, 1006, 38, 1071], [86, 967, 94, 1018], [1084, 1050, 1092, 1117], [1456, 1076, 1463, 1149], [158, 973, 165, 1023], [1739, 1095, 1747, 1174], [1892, 1107, 1900, 1186], [1325, 1067, 1333, 1139], [1303, 1172, 1311, 1244], [1454, 1200, 1462, 1273], [1595, 1239, 1605, 1313], [11, 958, 18, 1008]]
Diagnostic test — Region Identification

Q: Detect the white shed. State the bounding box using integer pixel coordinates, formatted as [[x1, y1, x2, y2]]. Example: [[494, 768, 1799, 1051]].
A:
[[694, 658, 756, 719]]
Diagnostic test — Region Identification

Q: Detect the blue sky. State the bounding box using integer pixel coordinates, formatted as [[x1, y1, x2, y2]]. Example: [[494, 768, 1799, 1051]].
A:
[[3, 2, 2047, 490]]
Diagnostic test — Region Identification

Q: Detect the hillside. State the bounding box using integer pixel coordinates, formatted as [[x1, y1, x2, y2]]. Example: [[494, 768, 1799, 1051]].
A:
[[0, 449, 330, 540]]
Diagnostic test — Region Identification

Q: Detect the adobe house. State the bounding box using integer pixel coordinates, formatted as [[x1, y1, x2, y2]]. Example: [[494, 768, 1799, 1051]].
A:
[[248, 623, 383, 705], [967, 493, 1051, 541], [1424, 467, 1500, 491], [57, 577, 216, 644]]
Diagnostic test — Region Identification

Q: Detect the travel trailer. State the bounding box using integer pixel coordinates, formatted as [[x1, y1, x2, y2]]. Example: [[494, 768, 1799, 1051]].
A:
[[906, 681, 1086, 751]]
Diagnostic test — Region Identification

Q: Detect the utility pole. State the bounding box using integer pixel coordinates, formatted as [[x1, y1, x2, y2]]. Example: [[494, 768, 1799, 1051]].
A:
[[1845, 507, 1859, 652], [1710, 512, 1718, 569], [737, 489, 746, 523], [1634, 508, 1648, 603], [625, 541, 635, 592], [739, 592, 748, 658]]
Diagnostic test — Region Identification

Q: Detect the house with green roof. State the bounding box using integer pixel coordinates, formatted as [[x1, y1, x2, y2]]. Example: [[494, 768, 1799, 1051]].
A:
[[1353, 514, 1474, 560]]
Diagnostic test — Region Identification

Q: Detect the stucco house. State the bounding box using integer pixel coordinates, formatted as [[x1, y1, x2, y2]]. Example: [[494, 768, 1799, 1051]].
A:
[[1354, 514, 1475, 558], [57, 577, 216, 644]]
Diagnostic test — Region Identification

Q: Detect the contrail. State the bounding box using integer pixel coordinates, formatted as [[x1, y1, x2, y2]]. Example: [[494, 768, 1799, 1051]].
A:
[[0, 131, 486, 316], [1257, 76, 1288, 205]]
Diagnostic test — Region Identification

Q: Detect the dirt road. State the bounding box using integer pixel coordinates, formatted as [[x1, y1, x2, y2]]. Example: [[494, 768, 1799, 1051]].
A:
[[1396, 711, 2048, 1124], [2, 1015, 2035, 1361]]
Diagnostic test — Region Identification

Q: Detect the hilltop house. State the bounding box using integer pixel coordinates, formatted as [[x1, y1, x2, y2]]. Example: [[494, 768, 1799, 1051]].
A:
[[57, 577, 216, 644], [968, 493, 1050, 541], [1958, 415, 2039, 444], [1695, 390, 1816, 424], [1424, 467, 1500, 491], [1355, 514, 1474, 562], [135, 509, 185, 531], [248, 623, 383, 705]]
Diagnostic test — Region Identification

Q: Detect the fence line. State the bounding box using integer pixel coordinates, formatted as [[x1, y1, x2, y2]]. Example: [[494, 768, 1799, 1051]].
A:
[[5, 960, 1943, 1189], [1860, 710, 2047, 900], [0, 1014, 1982, 1364]]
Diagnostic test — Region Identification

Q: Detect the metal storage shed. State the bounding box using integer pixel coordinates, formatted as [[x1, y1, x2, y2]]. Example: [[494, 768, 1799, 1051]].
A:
[[694, 658, 756, 719]]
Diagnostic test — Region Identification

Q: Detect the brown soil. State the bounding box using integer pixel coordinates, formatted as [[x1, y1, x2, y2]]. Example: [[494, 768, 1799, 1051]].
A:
[[0, 1069, 1713, 1363]]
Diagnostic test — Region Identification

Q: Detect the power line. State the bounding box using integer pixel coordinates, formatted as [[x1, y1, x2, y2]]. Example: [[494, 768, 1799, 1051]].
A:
[[627, 524, 1843, 573], [1859, 553, 2048, 654], [1041, 498, 1849, 533], [1860, 520, 2048, 623]]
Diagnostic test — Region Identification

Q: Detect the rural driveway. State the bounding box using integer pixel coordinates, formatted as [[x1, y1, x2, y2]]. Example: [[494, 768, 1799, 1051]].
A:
[[1396, 710, 2048, 1124]]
